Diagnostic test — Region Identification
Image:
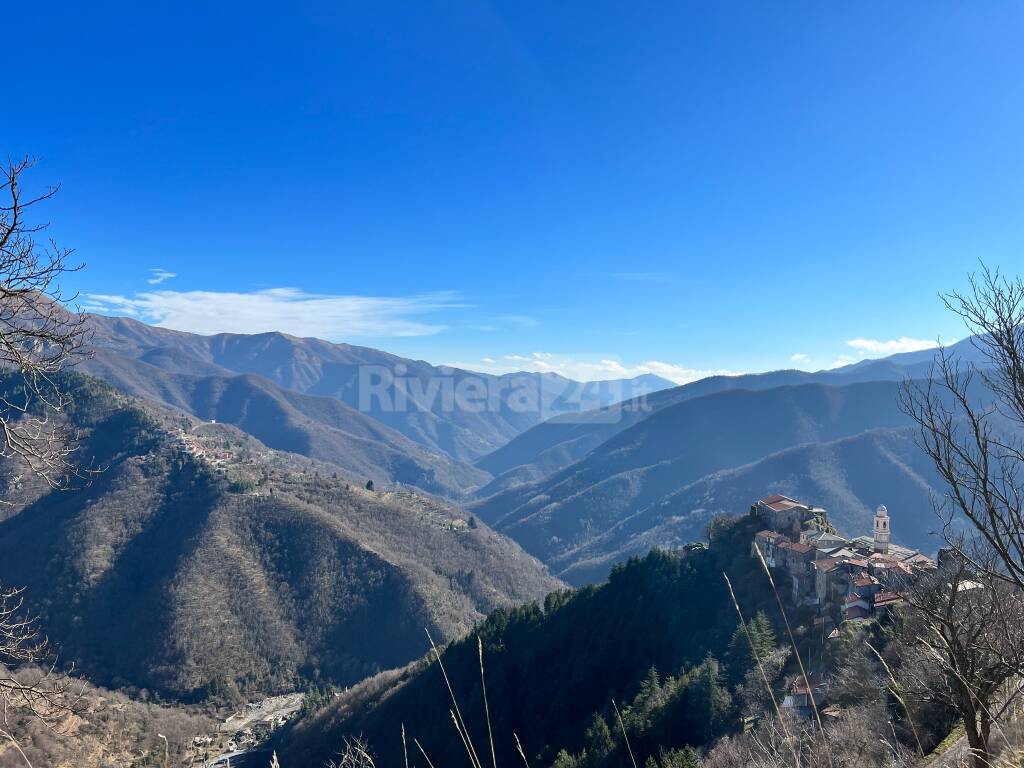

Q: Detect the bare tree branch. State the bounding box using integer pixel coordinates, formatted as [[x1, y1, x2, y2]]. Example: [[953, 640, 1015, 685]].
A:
[[899, 266, 1024, 590], [0, 156, 95, 498]]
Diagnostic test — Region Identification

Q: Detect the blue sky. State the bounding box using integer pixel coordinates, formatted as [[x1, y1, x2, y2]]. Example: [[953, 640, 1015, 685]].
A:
[[5, 2, 1024, 382]]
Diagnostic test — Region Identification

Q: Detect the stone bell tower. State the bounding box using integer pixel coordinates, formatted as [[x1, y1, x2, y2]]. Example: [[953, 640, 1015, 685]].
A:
[[873, 504, 890, 554]]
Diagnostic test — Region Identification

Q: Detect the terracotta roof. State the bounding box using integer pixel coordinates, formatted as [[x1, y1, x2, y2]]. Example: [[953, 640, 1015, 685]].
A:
[[759, 494, 808, 512], [813, 557, 843, 573], [852, 573, 876, 587], [788, 542, 814, 554], [874, 591, 904, 606], [755, 530, 785, 540], [790, 677, 821, 695]]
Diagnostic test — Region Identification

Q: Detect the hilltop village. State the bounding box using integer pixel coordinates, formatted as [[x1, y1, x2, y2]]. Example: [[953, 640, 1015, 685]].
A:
[[750, 494, 936, 622]]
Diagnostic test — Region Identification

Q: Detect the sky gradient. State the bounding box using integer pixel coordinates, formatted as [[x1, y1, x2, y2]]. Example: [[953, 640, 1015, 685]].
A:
[[4, 2, 1024, 382]]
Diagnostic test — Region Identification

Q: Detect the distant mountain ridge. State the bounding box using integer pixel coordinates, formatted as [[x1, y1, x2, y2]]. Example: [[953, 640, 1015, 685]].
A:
[[474, 336, 984, 489], [85, 315, 674, 463]]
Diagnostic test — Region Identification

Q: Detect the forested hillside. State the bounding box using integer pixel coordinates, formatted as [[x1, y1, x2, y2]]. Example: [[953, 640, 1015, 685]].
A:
[[0, 374, 560, 700], [281, 515, 777, 768]]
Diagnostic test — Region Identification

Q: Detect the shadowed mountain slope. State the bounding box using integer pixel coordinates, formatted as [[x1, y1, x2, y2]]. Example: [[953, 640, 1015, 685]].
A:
[[0, 375, 561, 699], [473, 381, 933, 582], [552, 426, 955, 584]]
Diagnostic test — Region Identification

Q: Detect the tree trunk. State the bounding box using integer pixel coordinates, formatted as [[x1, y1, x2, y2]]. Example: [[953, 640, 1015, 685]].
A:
[[964, 713, 992, 768], [978, 710, 993, 768]]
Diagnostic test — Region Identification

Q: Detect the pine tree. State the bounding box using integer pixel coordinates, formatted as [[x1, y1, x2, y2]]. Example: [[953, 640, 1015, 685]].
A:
[[583, 713, 614, 765], [637, 666, 664, 710], [682, 656, 731, 744], [747, 611, 776, 658], [726, 611, 776, 686]]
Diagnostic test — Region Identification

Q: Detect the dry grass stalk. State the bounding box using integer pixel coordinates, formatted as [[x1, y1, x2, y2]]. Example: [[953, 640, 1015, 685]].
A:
[[414, 737, 439, 768], [513, 733, 530, 768], [426, 629, 484, 768], [723, 572, 800, 766], [479, 636, 498, 768], [753, 545, 834, 768], [611, 699, 639, 768]]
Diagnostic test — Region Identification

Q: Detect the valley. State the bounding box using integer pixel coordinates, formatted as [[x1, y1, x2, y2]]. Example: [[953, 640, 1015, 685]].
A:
[[0, 316, 1018, 768], [0, 313, 990, 765]]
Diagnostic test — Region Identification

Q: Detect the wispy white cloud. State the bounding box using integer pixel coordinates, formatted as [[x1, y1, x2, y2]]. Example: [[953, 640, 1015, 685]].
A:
[[447, 352, 738, 384], [147, 268, 177, 285], [845, 337, 942, 356], [828, 354, 857, 370], [790, 353, 810, 364], [605, 271, 673, 283], [84, 288, 463, 339], [499, 315, 540, 329]]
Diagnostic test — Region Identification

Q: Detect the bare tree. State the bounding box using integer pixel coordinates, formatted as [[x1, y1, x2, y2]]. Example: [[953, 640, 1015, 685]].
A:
[[0, 157, 92, 764], [327, 736, 376, 768], [0, 588, 84, 766], [0, 156, 92, 494], [899, 266, 1024, 591], [887, 554, 1024, 768]]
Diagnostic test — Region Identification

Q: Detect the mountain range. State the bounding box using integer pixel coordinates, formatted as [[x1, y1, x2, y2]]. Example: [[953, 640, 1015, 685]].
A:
[[475, 336, 984, 488], [471, 380, 948, 582], [74, 315, 987, 588], [81, 348, 491, 498], [85, 315, 675, 464]]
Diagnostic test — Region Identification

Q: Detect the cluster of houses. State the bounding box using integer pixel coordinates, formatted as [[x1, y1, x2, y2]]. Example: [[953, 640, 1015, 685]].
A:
[[174, 430, 235, 466], [747, 494, 939, 720], [750, 494, 935, 621]]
